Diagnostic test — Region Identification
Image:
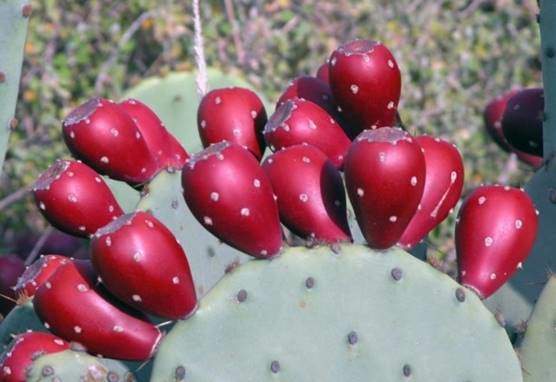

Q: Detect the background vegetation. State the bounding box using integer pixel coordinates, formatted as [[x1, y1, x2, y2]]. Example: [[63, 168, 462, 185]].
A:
[[0, 0, 542, 261]]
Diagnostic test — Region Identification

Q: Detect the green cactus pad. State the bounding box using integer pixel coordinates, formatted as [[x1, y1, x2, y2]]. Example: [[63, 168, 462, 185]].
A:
[[27, 350, 134, 382], [0, 0, 30, 172], [519, 276, 556, 382], [105, 177, 141, 213], [137, 170, 250, 297], [151, 244, 521, 382], [0, 302, 46, 349], [124, 69, 265, 155]]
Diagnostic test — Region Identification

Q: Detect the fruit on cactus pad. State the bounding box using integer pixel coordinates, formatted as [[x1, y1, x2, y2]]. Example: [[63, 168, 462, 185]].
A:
[[399, 136, 464, 249], [262, 145, 351, 243], [197, 87, 267, 160], [484, 90, 543, 168], [0, 332, 69, 382], [264, 98, 351, 168], [119, 98, 188, 169], [62, 97, 158, 185], [344, 128, 425, 249], [277, 76, 338, 118], [502, 88, 544, 156], [316, 62, 330, 83], [181, 141, 282, 258], [14, 255, 68, 298], [91, 211, 197, 320], [33, 260, 161, 360], [329, 39, 401, 134], [0, 255, 25, 316], [456, 185, 538, 299], [33, 159, 124, 237]]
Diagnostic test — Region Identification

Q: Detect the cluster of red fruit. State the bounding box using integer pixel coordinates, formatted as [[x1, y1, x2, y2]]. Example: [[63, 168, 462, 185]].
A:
[[0, 39, 540, 381]]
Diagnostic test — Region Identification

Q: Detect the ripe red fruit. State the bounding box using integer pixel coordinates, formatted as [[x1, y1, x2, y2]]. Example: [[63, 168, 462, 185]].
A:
[[502, 88, 544, 156], [91, 211, 197, 320], [316, 63, 330, 84], [456, 185, 538, 299], [329, 39, 401, 134], [264, 98, 351, 168], [277, 76, 338, 118], [14, 255, 68, 298], [181, 142, 282, 258], [262, 145, 351, 243], [399, 136, 464, 249], [0, 255, 25, 316], [197, 87, 267, 160], [119, 99, 188, 169], [344, 128, 425, 249], [484, 90, 543, 168], [33, 260, 161, 360], [0, 332, 69, 382], [33, 159, 124, 238], [62, 97, 158, 185]]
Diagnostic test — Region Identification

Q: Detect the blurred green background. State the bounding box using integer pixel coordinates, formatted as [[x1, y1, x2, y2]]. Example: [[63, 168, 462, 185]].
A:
[[0, 0, 542, 260]]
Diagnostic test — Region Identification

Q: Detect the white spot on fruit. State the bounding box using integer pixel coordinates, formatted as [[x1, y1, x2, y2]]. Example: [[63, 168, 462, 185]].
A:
[[451, 171, 457, 183], [484, 237, 493, 247], [113, 325, 124, 333], [74, 326, 82, 334], [410, 176, 417, 186], [389, 215, 398, 222], [233, 128, 241, 136], [379, 152, 386, 162], [203, 216, 213, 226], [490, 273, 497, 280], [357, 188, 364, 197], [388, 59, 395, 68], [260, 250, 268, 256], [201, 120, 206, 128], [302, 156, 311, 163], [350, 84, 359, 94], [387, 101, 395, 109], [100, 156, 109, 164], [215, 97, 222, 104], [132, 294, 142, 302], [299, 193, 309, 202], [210, 192, 220, 201], [95, 177, 102, 183], [110, 128, 119, 137], [172, 276, 180, 284], [253, 179, 261, 188], [145, 220, 154, 228], [251, 110, 257, 119], [241, 208, 250, 216], [45, 282, 52, 289], [105, 236, 112, 246], [68, 194, 77, 203], [515, 219, 523, 229], [77, 284, 88, 292], [39, 202, 46, 211], [133, 252, 142, 262], [478, 196, 486, 205]]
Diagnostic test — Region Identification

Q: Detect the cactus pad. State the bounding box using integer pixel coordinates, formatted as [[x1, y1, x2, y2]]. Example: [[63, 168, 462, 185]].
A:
[[151, 244, 521, 382], [0, 302, 46, 348]]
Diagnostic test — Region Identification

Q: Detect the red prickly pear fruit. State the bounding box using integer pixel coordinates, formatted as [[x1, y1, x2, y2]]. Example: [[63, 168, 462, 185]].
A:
[[33, 260, 162, 360], [484, 90, 543, 168], [91, 211, 197, 320], [277, 76, 338, 118], [119, 99, 188, 169], [399, 136, 464, 249], [62, 97, 158, 185], [456, 185, 539, 299], [329, 39, 401, 135], [33, 159, 124, 238], [0, 255, 25, 316], [0, 332, 69, 382], [262, 145, 351, 243], [344, 128, 425, 249], [316, 62, 330, 83], [502, 88, 544, 156], [264, 98, 351, 169], [181, 142, 282, 258], [14, 255, 69, 298], [197, 87, 267, 160]]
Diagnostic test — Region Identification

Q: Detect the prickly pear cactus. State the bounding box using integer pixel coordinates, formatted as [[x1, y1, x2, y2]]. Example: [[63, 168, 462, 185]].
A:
[[124, 69, 266, 155], [0, 302, 46, 348], [106, 177, 140, 212], [137, 170, 250, 297], [518, 276, 556, 382], [27, 350, 134, 382], [151, 245, 521, 382], [486, 0, 556, 327], [0, 0, 30, 172]]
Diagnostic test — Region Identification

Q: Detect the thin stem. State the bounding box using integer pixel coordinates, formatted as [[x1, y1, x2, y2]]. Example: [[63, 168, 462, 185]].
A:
[[25, 226, 54, 266], [192, 0, 208, 97]]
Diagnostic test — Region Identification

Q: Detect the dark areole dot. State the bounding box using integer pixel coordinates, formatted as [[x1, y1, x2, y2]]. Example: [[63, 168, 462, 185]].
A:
[[41, 365, 54, 377], [237, 289, 248, 302], [391, 267, 403, 281], [175, 365, 186, 380], [347, 331, 358, 345], [455, 288, 466, 302], [403, 364, 412, 377], [107, 371, 120, 382], [305, 277, 315, 289], [270, 360, 281, 373], [546, 47, 555, 58]]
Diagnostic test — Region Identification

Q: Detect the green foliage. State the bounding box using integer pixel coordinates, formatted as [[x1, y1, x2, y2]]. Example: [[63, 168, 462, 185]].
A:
[[151, 244, 521, 382], [518, 277, 556, 382], [0, 301, 45, 349]]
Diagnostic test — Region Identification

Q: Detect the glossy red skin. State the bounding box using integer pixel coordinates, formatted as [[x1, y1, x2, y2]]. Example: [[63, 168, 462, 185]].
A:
[[344, 128, 425, 249], [0, 332, 69, 382], [329, 40, 401, 134], [197, 87, 267, 160], [316, 63, 330, 84], [62, 97, 158, 185], [0, 255, 25, 316], [119, 99, 188, 169], [91, 211, 197, 319], [264, 98, 351, 169], [277, 76, 338, 118], [502, 88, 544, 156], [399, 136, 464, 249], [262, 145, 351, 243], [484, 90, 543, 167], [181, 142, 282, 258], [33, 159, 124, 238], [14, 255, 68, 298], [33, 260, 161, 360], [456, 185, 538, 299]]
